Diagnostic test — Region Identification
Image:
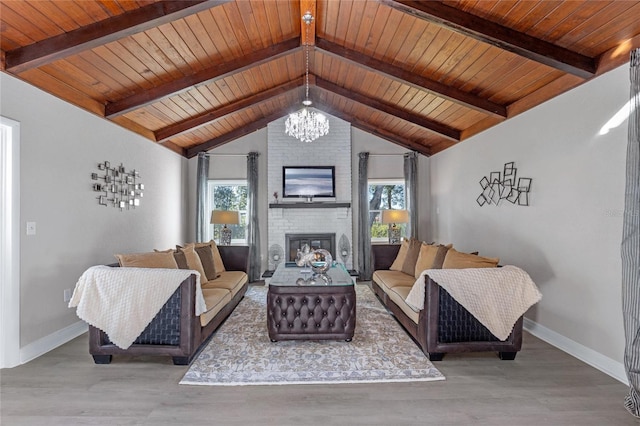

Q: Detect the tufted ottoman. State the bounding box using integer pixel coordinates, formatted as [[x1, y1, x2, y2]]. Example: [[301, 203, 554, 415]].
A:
[[266, 265, 356, 342]]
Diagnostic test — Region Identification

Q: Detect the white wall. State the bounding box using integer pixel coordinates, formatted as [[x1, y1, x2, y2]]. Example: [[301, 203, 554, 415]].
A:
[[428, 65, 629, 366], [0, 73, 187, 349]]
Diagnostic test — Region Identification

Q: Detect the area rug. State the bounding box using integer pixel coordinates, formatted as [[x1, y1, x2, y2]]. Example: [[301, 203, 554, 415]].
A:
[[180, 284, 445, 386]]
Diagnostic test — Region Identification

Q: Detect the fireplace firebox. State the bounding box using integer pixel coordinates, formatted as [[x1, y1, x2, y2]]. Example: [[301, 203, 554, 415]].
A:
[[285, 233, 336, 262]]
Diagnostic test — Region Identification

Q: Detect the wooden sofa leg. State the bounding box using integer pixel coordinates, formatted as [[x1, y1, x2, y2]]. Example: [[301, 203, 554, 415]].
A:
[[92, 355, 112, 364], [428, 353, 444, 361], [498, 351, 517, 360]]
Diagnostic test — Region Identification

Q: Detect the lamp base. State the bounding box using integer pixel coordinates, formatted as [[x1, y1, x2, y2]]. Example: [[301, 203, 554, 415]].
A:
[[220, 225, 232, 246], [388, 224, 401, 244]]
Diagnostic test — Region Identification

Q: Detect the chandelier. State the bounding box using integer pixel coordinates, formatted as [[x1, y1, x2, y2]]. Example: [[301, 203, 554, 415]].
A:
[[285, 11, 329, 143]]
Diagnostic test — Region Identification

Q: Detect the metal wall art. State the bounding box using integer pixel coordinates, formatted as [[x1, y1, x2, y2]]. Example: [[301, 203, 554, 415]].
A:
[[477, 161, 532, 207], [91, 161, 144, 211]]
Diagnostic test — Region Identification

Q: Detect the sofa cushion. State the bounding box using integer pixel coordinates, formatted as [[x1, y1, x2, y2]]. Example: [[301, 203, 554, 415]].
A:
[[177, 244, 208, 283], [386, 285, 419, 324], [196, 240, 225, 273], [201, 271, 248, 298], [389, 239, 410, 271], [414, 243, 439, 278], [195, 245, 219, 281], [372, 270, 416, 292], [115, 251, 178, 269], [401, 238, 422, 276], [200, 288, 232, 326], [442, 248, 499, 269]]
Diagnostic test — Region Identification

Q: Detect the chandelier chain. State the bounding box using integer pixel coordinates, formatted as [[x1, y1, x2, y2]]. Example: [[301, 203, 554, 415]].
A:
[[305, 17, 310, 101]]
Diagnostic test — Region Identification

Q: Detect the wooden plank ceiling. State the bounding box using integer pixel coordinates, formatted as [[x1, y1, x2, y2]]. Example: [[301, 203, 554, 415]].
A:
[[2, 0, 639, 158]]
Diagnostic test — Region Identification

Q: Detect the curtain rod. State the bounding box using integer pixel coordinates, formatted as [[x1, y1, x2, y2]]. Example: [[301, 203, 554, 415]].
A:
[[203, 153, 247, 157], [368, 153, 407, 157]]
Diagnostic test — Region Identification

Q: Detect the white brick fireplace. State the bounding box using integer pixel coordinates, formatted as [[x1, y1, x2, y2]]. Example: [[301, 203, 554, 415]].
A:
[[267, 111, 353, 269]]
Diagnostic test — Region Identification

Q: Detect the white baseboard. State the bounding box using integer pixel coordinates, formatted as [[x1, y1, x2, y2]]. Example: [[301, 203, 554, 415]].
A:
[[19, 321, 87, 365], [524, 317, 628, 385]]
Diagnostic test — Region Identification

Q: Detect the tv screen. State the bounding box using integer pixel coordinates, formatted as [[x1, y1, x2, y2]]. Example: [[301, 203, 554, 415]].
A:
[[283, 166, 335, 198]]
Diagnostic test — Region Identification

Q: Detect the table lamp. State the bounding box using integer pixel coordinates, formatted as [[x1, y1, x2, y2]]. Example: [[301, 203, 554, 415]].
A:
[[381, 209, 409, 244], [211, 210, 240, 245]]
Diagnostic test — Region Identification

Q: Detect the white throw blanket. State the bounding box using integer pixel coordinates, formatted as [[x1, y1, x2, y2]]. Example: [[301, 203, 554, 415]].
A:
[[69, 266, 206, 349], [405, 266, 542, 341]]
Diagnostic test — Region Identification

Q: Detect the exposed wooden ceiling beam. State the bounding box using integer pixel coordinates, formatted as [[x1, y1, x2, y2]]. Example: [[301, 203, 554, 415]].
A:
[[3, 1, 229, 73], [105, 37, 301, 118], [314, 77, 460, 142], [185, 107, 300, 158], [312, 95, 432, 157], [315, 38, 507, 118], [156, 78, 304, 142], [382, 0, 596, 79]]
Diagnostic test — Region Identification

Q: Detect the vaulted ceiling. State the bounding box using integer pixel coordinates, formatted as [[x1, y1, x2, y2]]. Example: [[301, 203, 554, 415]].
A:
[[2, 0, 639, 158]]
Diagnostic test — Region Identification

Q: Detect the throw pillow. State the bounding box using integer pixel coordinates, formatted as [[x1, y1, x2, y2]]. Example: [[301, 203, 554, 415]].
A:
[[389, 239, 410, 271], [154, 248, 189, 269], [195, 245, 218, 281], [442, 248, 499, 269], [431, 244, 453, 269], [414, 243, 440, 278], [401, 238, 422, 276], [196, 240, 225, 273], [115, 251, 178, 269], [177, 243, 208, 282]]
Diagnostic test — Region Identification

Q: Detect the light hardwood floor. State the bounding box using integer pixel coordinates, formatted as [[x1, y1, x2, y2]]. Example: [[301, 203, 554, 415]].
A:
[[0, 328, 634, 425]]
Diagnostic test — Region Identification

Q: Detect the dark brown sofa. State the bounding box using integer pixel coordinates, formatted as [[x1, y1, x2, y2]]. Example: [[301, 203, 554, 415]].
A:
[[371, 244, 523, 361], [89, 245, 249, 365]]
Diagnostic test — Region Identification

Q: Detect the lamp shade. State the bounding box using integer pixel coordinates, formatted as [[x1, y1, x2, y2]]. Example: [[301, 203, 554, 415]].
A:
[[381, 209, 409, 224], [210, 210, 240, 225]]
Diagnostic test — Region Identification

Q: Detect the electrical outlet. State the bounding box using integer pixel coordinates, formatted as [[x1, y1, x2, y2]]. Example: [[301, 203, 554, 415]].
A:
[[26, 221, 36, 235], [63, 288, 72, 303]]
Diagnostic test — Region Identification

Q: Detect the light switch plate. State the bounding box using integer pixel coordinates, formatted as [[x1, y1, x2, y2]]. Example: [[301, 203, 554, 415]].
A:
[[26, 222, 36, 236]]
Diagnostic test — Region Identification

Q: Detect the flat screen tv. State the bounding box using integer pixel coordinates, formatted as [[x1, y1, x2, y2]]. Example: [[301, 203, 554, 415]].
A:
[[282, 166, 335, 198]]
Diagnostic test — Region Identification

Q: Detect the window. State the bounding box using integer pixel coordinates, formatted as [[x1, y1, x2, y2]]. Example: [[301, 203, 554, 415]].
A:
[[206, 180, 248, 244], [368, 180, 406, 243]]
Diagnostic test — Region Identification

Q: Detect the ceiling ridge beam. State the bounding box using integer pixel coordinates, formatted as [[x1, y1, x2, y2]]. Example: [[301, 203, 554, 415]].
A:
[[315, 38, 506, 118], [312, 96, 432, 157], [105, 37, 301, 118], [314, 77, 460, 141], [382, 0, 596, 79], [4, 0, 229, 73], [156, 78, 304, 142], [185, 106, 300, 158]]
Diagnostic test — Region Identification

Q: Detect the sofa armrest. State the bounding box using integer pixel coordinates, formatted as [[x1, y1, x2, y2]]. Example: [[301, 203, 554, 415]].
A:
[[218, 245, 249, 273], [371, 244, 401, 271]]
